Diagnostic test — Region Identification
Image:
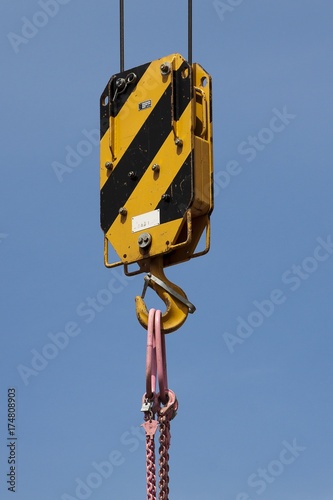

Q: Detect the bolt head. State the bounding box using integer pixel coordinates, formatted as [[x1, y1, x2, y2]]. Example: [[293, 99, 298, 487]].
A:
[[160, 62, 171, 75], [105, 162, 113, 170], [175, 137, 183, 147], [152, 164, 160, 172], [119, 207, 127, 216], [138, 232, 152, 249]]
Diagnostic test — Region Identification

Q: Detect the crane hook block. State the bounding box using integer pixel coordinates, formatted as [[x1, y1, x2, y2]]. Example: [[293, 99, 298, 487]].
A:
[[100, 53, 213, 274]]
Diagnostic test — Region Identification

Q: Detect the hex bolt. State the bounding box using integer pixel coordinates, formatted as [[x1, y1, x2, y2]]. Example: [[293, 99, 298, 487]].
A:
[[175, 137, 183, 147], [128, 171, 137, 180], [160, 62, 171, 75], [152, 164, 160, 172], [105, 162, 113, 170], [118, 207, 127, 216], [161, 194, 171, 202]]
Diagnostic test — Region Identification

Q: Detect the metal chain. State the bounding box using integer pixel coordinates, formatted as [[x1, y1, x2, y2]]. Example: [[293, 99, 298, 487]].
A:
[[145, 424, 157, 500], [158, 415, 171, 500], [142, 416, 159, 500], [142, 310, 178, 500]]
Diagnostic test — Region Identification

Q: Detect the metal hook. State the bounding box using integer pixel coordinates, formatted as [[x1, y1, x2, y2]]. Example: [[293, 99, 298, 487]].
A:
[[135, 257, 195, 334]]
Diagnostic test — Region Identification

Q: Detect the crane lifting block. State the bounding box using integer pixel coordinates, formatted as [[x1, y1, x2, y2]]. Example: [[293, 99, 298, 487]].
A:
[[100, 53, 213, 274]]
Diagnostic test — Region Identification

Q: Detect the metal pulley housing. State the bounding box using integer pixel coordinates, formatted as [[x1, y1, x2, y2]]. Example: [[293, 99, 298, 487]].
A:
[[100, 53, 213, 274]]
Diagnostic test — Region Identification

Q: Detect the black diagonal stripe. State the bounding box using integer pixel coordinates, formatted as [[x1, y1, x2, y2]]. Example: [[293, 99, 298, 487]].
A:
[[173, 61, 192, 121], [156, 151, 193, 224], [100, 84, 172, 233]]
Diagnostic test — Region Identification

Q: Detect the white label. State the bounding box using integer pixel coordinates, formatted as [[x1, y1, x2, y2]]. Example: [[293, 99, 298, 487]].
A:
[[132, 209, 160, 233], [139, 99, 152, 111]]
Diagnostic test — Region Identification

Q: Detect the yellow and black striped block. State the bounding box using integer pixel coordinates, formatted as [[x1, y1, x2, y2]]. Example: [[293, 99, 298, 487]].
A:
[[100, 53, 213, 271]]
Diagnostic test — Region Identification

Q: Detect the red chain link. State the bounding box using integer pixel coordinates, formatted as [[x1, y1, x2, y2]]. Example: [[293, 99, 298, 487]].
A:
[[158, 416, 171, 500], [145, 428, 157, 500]]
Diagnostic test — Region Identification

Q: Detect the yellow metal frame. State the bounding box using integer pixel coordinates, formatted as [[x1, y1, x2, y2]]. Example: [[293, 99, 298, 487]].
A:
[[104, 210, 195, 271], [101, 54, 213, 272]]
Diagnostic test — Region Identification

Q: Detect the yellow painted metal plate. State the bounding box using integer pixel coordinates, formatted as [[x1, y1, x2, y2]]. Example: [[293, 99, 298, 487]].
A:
[[100, 54, 213, 270]]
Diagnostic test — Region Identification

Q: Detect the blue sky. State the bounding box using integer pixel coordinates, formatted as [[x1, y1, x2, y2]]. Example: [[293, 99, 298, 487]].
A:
[[1, 1, 333, 499]]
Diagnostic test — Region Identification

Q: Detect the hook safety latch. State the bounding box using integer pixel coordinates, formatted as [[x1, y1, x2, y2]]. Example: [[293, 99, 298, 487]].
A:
[[142, 274, 196, 314], [135, 257, 195, 334]]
